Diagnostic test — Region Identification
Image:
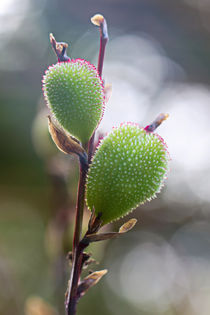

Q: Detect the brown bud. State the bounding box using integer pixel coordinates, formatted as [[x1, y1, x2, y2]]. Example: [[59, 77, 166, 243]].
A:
[[91, 14, 104, 27], [119, 218, 137, 233], [87, 208, 103, 234], [91, 13, 108, 40], [49, 33, 70, 62]]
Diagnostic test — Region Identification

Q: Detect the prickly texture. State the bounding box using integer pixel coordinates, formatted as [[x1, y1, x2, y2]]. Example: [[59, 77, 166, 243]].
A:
[[86, 124, 169, 224], [43, 60, 104, 144]]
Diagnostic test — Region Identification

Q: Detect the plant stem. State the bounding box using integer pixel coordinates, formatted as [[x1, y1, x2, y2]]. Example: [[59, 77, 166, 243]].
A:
[[66, 243, 87, 315], [66, 15, 109, 315], [97, 32, 108, 78], [65, 158, 87, 315], [73, 160, 87, 250], [88, 18, 108, 164]]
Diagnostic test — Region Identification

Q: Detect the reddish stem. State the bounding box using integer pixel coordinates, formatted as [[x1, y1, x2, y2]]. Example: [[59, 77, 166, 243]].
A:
[[88, 18, 109, 164], [65, 159, 87, 315], [66, 15, 109, 315], [72, 162, 87, 251]]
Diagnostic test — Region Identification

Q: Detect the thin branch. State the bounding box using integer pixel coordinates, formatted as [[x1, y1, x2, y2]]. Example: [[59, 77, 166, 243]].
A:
[[65, 158, 88, 315], [66, 243, 87, 315], [88, 14, 109, 164], [65, 15, 109, 315], [73, 158, 88, 250]]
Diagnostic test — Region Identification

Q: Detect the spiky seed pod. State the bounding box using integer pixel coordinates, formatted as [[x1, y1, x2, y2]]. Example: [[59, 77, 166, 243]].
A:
[[86, 123, 169, 224], [43, 60, 104, 144]]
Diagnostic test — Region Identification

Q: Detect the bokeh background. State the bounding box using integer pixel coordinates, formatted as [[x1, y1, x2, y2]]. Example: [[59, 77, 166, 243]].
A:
[[1, 0, 210, 314]]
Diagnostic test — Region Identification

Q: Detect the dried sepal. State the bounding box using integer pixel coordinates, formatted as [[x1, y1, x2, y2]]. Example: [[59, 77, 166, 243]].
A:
[[48, 116, 87, 164], [67, 251, 97, 269], [77, 270, 108, 298], [91, 13, 109, 77], [87, 208, 103, 234], [83, 258, 98, 270], [50, 33, 70, 62]]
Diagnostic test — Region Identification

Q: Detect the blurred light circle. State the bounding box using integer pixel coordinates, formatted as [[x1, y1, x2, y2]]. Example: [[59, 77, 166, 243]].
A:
[[105, 231, 187, 313], [99, 62, 150, 133], [0, 0, 30, 36], [98, 34, 183, 134], [184, 0, 210, 10], [187, 170, 210, 204], [153, 84, 210, 172], [171, 221, 210, 259], [171, 222, 210, 313]]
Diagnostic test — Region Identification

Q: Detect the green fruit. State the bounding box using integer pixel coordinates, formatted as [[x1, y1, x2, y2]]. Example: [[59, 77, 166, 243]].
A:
[[86, 123, 169, 224], [43, 60, 104, 144]]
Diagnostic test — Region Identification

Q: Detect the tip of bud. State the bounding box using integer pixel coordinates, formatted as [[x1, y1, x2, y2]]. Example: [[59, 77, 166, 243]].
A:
[[145, 113, 169, 133], [91, 14, 104, 26], [49, 33, 70, 62], [160, 113, 169, 122], [119, 218, 137, 233], [86, 269, 108, 283], [49, 32, 55, 43]]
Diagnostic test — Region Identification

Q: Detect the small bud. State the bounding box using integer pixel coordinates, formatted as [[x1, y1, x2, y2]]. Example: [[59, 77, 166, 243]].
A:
[[91, 13, 108, 40], [119, 218, 137, 233], [145, 113, 169, 133], [91, 14, 104, 27], [50, 33, 70, 62], [43, 60, 105, 144], [86, 123, 170, 224]]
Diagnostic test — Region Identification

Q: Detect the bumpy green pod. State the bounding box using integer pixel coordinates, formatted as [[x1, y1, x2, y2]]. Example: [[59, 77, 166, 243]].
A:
[[86, 124, 169, 224], [43, 60, 104, 144]]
